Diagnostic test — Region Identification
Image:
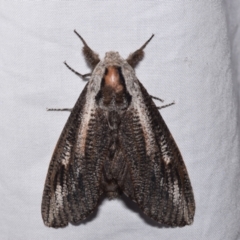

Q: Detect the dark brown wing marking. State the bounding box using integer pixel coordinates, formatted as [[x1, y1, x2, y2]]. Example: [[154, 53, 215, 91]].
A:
[[118, 81, 195, 226], [41, 84, 111, 228]]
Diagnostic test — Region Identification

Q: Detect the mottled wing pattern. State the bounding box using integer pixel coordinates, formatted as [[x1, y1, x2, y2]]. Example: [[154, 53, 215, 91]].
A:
[[118, 81, 195, 226], [42, 84, 111, 228]]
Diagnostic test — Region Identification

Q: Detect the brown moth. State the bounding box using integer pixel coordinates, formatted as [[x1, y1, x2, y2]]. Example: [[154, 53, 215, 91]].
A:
[[41, 30, 195, 228]]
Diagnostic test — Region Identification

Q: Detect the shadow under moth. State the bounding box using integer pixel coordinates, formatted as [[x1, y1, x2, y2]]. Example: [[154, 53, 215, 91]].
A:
[[42, 30, 195, 228]]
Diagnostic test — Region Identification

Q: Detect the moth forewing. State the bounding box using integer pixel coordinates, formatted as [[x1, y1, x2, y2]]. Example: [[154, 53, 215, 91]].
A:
[[42, 31, 195, 228]]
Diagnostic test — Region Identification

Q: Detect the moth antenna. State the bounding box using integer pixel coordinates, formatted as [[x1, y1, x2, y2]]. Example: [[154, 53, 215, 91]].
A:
[[74, 29, 100, 69], [126, 34, 154, 69], [138, 34, 155, 51]]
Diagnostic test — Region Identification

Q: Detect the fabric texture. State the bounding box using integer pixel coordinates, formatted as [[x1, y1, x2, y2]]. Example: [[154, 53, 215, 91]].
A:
[[0, 1, 239, 239]]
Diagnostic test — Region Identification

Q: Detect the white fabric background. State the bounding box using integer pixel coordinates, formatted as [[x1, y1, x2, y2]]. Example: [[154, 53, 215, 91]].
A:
[[1, 1, 240, 239]]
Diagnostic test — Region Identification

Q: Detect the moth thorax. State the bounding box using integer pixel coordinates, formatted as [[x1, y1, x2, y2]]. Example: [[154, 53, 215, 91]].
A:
[[98, 66, 128, 107], [104, 66, 123, 93]]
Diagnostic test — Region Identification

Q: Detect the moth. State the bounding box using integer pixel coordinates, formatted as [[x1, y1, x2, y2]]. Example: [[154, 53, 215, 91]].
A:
[[42, 30, 195, 228]]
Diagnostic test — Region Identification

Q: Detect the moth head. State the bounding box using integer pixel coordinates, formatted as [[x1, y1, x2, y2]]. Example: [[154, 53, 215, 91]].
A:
[[103, 52, 124, 66], [74, 30, 100, 70], [126, 34, 154, 69]]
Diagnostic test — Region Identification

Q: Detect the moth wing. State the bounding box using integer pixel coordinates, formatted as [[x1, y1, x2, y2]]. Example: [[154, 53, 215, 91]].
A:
[[118, 81, 195, 226], [42, 84, 111, 228]]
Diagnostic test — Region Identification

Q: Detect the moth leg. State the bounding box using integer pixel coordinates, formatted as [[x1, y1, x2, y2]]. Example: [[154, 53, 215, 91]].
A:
[[157, 101, 175, 110], [46, 108, 72, 112], [64, 61, 91, 81], [150, 95, 164, 102], [150, 95, 175, 109]]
